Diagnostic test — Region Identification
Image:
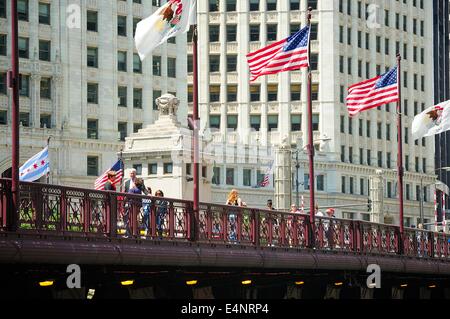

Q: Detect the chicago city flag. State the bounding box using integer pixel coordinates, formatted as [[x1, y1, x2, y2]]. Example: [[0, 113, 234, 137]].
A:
[[412, 100, 450, 140], [134, 0, 196, 61], [19, 147, 50, 182]]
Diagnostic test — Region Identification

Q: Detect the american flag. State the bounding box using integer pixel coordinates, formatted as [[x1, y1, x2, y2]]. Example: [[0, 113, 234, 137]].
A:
[[260, 161, 274, 188], [94, 159, 123, 190], [346, 67, 399, 116], [246, 25, 310, 82]]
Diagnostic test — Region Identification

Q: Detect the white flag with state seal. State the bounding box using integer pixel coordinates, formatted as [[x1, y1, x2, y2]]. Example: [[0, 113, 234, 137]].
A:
[[134, 0, 196, 61], [412, 100, 450, 140]]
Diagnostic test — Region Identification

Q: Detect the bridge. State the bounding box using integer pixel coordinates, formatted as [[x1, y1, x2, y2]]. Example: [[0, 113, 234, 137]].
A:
[[1, 178, 450, 299]]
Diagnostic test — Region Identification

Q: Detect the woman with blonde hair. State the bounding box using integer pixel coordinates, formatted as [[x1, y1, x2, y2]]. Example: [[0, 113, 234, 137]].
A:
[[225, 189, 243, 242]]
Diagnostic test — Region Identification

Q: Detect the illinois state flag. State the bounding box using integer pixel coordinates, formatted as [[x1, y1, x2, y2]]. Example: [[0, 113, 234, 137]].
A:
[[412, 100, 450, 140], [135, 0, 196, 61], [19, 147, 50, 182]]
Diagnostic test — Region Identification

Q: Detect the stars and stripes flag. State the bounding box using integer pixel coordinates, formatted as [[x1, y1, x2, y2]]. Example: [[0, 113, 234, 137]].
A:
[[94, 159, 123, 190], [19, 147, 50, 182], [346, 67, 399, 116], [260, 161, 274, 188], [246, 25, 310, 82]]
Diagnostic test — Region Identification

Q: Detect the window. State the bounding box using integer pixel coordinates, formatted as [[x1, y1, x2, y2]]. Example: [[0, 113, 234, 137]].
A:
[[153, 90, 161, 109], [386, 123, 391, 140], [290, 23, 301, 36], [249, 0, 259, 11], [387, 181, 392, 198], [347, 57, 352, 74], [227, 85, 237, 102], [405, 155, 409, 171], [227, 25, 237, 42], [87, 11, 98, 31], [267, 84, 277, 101], [209, 25, 219, 42], [209, 85, 220, 102], [0, 0, 5, 18], [226, 0, 236, 11], [358, 119, 363, 136], [209, 115, 220, 130], [118, 122, 127, 141], [341, 176, 346, 193], [291, 114, 301, 132], [405, 127, 409, 144], [133, 88, 142, 108], [422, 158, 426, 173], [209, 0, 219, 11], [18, 37, 29, 58], [385, 38, 389, 55], [153, 56, 161, 76], [268, 115, 278, 131], [366, 120, 371, 137], [0, 110, 7, 125], [377, 122, 382, 139], [39, 2, 50, 24], [349, 177, 354, 194], [19, 112, 29, 127], [39, 40, 51, 61], [227, 55, 237, 72], [359, 148, 363, 165], [133, 18, 139, 36], [311, 83, 319, 101], [415, 157, 419, 173], [340, 115, 345, 133], [341, 146, 345, 162], [0, 34, 6, 56], [290, 0, 299, 10], [266, 0, 277, 10], [243, 169, 252, 186], [349, 147, 353, 163], [212, 167, 221, 185], [209, 55, 220, 72], [118, 86, 127, 107], [339, 56, 344, 73], [164, 163, 173, 174], [310, 54, 318, 71], [267, 24, 277, 41], [386, 152, 391, 169], [117, 51, 127, 71], [367, 150, 371, 166], [87, 156, 98, 176], [40, 77, 51, 99], [307, 23, 317, 41], [133, 164, 142, 176], [291, 84, 301, 101], [87, 83, 98, 104], [226, 168, 234, 185], [250, 85, 260, 101], [312, 114, 319, 131], [308, 0, 317, 9], [0, 72, 6, 94], [377, 151, 382, 167], [87, 47, 98, 68], [19, 74, 29, 97], [304, 174, 310, 190], [87, 119, 98, 139], [18, 0, 28, 21], [317, 175, 325, 191], [117, 16, 127, 36], [133, 123, 142, 133], [167, 57, 176, 78], [249, 25, 260, 41], [133, 54, 142, 73], [149, 163, 157, 175], [349, 118, 353, 135], [187, 85, 193, 103], [227, 115, 237, 130], [406, 184, 411, 200], [250, 115, 261, 131]]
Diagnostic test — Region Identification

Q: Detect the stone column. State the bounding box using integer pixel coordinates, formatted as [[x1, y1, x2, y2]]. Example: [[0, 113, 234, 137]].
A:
[[369, 170, 384, 223], [274, 141, 292, 211]]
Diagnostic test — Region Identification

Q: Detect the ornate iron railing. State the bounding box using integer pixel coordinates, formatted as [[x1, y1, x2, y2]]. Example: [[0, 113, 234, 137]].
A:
[[0, 178, 449, 260]]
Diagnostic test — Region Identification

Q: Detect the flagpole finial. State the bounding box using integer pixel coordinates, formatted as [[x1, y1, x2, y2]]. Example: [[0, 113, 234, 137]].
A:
[[396, 53, 401, 61], [307, 7, 312, 25], [47, 136, 52, 146]]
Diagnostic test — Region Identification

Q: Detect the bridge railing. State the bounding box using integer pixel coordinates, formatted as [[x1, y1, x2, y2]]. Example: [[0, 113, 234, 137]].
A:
[[0, 178, 449, 260]]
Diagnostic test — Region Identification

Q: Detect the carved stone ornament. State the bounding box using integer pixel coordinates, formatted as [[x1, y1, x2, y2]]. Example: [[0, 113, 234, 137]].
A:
[[156, 93, 179, 116]]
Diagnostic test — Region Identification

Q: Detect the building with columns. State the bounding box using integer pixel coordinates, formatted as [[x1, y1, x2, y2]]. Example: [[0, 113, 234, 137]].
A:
[[0, 0, 187, 187], [188, 0, 438, 226]]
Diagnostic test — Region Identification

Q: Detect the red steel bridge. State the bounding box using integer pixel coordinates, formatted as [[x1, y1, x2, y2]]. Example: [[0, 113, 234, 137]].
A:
[[1, 178, 450, 299]]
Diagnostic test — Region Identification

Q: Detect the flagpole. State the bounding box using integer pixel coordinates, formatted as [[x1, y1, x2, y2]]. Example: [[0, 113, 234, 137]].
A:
[[306, 7, 316, 243], [192, 24, 199, 228], [8, 0, 19, 231], [396, 54, 405, 241], [119, 147, 124, 192], [46, 136, 51, 184]]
